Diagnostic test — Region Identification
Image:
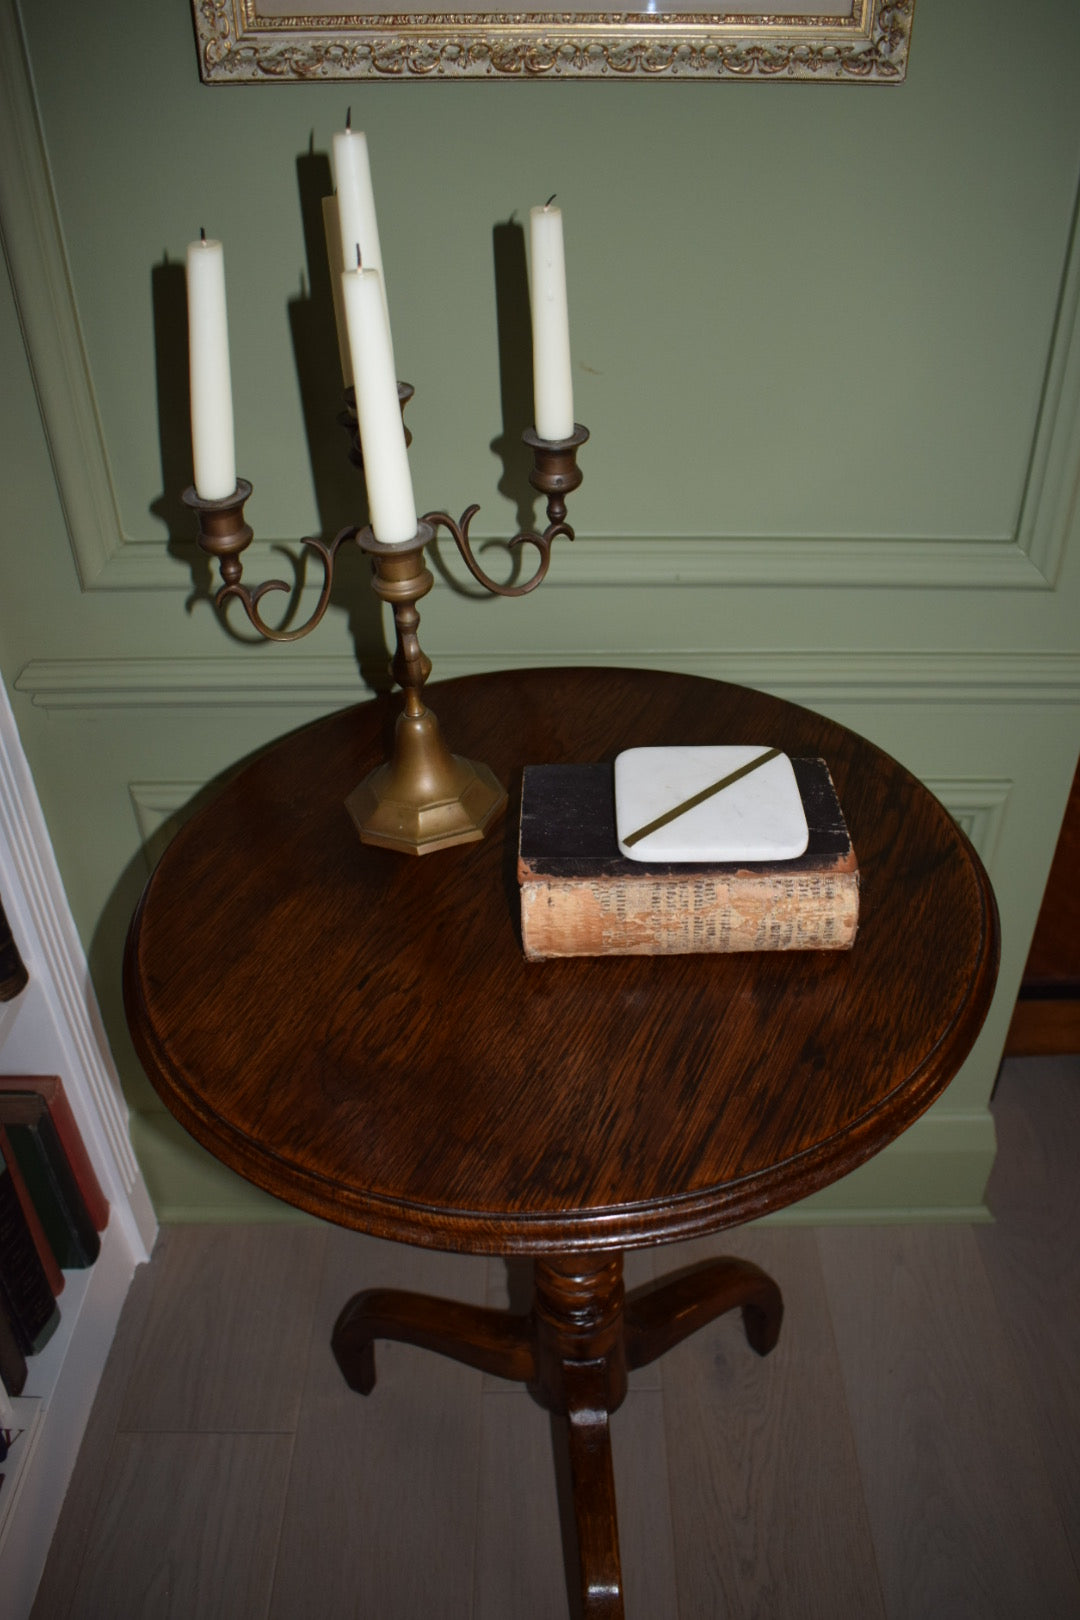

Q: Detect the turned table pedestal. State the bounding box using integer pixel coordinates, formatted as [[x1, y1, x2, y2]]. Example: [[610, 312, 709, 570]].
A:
[[124, 668, 998, 1618]]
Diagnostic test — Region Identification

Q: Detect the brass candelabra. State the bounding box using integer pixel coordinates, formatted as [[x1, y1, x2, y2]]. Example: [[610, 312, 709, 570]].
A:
[[183, 393, 588, 855]]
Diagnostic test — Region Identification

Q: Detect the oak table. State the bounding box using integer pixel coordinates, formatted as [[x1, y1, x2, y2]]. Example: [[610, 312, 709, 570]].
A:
[[124, 667, 999, 1618]]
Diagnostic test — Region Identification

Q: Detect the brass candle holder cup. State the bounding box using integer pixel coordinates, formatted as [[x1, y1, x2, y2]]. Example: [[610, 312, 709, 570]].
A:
[[183, 408, 588, 855]]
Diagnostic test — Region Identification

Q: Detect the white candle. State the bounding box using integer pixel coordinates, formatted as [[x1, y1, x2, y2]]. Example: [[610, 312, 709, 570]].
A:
[[341, 266, 417, 544], [322, 196, 354, 388], [529, 201, 574, 442], [333, 124, 384, 282], [332, 121, 396, 376], [185, 234, 236, 500]]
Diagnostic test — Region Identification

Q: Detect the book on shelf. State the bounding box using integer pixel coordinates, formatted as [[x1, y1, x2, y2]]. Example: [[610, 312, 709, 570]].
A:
[[517, 759, 859, 961], [0, 1077, 108, 1234], [0, 1125, 63, 1296], [0, 1145, 60, 1364], [0, 1089, 101, 1271]]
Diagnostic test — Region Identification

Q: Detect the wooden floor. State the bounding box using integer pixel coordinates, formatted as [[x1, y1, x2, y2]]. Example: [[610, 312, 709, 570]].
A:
[[32, 1056, 1080, 1620]]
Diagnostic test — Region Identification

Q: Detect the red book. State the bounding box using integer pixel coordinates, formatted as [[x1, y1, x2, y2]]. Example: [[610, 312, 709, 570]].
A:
[[0, 1125, 63, 1295], [0, 1077, 108, 1234]]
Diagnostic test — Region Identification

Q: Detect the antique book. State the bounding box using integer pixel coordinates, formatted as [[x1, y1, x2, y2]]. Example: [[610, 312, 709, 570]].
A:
[[0, 1094, 100, 1270], [0, 1077, 108, 1234], [518, 759, 859, 961], [0, 1149, 60, 1359]]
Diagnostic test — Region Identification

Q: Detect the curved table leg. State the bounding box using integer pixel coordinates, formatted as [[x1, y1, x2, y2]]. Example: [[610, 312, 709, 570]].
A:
[[623, 1257, 783, 1370], [332, 1249, 783, 1619], [530, 1254, 628, 1619], [563, 1363, 624, 1620], [332, 1289, 535, 1394]]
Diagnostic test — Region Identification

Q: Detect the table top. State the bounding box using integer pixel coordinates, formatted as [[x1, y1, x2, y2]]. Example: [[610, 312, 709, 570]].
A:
[[124, 667, 999, 1254]]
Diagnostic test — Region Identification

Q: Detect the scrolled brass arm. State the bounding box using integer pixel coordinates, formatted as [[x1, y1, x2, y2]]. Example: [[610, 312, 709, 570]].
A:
[[182, 420, 587, 631], [421, 421, 588, 598], [214, 525, 359, 643], [183, 483, 361, 643], [422, 503, 574, 598]]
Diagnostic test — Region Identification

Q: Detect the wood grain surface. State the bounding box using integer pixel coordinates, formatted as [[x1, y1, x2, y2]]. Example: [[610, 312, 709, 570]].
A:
[[124, 668, 999, 1252]]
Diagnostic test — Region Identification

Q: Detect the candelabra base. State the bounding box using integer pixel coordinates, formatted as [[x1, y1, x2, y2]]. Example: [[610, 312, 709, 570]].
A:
[[345, 704, 507, 855]]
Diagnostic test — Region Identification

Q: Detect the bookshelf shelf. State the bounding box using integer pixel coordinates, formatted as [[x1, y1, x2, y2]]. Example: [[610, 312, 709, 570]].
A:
[[21, 1266, 93, 1398], [0, 679, 156, 1618], [0, 1395, 44, 1547]]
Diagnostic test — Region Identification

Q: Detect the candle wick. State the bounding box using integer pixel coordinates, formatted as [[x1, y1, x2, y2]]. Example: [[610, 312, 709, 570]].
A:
[[346, 106, 352, 131], [355, 243, 362, 269], [545, 194, 557, 208], [199, 226, 206, 242]]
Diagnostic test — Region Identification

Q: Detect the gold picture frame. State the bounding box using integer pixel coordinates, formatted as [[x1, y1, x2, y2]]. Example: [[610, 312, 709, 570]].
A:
[[191, 0, 914, 83]]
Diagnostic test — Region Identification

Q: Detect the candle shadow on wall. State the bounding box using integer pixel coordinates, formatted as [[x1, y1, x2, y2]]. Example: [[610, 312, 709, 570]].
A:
[[426, 214, 539, 599], [149, 255, 215, 608], [490, 215, 538, 536], [288, 140, 390, 691]]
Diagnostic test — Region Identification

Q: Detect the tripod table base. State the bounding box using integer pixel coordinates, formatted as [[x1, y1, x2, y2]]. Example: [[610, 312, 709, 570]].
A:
[[332, 1251, 783, 1620]]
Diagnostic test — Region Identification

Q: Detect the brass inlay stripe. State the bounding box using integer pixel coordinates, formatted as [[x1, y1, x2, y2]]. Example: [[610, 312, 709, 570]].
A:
[[622, 747, 783, 849]]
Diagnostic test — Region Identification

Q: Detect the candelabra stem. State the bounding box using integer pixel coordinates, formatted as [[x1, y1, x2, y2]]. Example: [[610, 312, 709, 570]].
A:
[[345, 526, 507, 855], [182, 407, 587, 857]]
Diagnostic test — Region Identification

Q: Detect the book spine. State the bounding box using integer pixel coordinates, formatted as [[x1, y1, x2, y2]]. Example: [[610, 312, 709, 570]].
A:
[[40, 1088, 109, 1234], [0, 1156, 60, 1358], [521, 871, 859, 960], [4, 1117, 100, 1270], [0, 1126, 63, 1296], [0, 1080, 108, 1233]]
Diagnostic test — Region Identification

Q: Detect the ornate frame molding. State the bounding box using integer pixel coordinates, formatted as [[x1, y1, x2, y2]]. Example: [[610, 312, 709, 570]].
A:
[[192, 0, 914, 84]]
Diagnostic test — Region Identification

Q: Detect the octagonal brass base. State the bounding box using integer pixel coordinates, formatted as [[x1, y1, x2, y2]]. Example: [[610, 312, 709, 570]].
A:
[[345, 704, 507, 855]]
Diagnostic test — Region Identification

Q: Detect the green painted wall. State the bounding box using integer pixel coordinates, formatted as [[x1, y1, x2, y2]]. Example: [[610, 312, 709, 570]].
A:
[[2, 0, 1079, 1219]]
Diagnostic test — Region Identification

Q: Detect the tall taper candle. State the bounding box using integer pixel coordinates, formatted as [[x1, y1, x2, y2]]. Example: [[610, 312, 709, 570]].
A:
[[529, 201, 574, 442], [332, 120, 395, 374], [342, 265, 417, 544], [333, 123, 384, 281], [185, 233, 236, 500]]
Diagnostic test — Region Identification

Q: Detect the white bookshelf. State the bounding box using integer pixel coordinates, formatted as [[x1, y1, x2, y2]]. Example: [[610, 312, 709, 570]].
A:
[[0, 679, 156, 1618]]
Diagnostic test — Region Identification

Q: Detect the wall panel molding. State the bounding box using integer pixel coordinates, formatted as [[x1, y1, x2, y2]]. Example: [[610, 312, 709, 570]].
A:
[[0, 0, 122, 590], [1015, 177, 1080, 588], [924, 779, 1012, 869], [3, 0, 1078, 596], [18, 649, 1080, 711], [128, 781, 205, 871]]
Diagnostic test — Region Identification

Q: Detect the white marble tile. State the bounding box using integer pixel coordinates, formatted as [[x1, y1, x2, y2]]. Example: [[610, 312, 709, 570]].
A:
[[614, 745, 809, 863]]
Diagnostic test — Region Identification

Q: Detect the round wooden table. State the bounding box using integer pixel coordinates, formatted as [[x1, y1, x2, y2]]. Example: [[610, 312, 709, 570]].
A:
[[124, 667, 999, 1619]]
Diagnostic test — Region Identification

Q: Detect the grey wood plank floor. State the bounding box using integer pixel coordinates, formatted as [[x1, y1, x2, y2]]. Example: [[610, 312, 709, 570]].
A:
[[32, 1056, 1080, 1620]]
